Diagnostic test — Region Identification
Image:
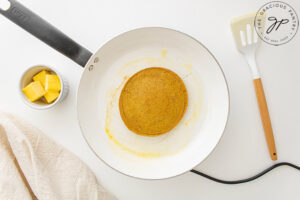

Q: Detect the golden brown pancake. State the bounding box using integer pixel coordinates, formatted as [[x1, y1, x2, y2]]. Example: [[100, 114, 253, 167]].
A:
[[119, 67, 188, 136]]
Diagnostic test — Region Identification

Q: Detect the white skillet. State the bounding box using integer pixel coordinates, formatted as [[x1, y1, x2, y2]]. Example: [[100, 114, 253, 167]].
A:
[[1, 0, 229, 179]]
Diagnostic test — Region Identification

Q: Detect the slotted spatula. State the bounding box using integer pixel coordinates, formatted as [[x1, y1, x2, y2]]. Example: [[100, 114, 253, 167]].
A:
[[230, 13, 277, 161]]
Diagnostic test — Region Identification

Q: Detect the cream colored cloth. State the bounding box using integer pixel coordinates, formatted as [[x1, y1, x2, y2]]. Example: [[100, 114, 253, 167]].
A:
[[0, 112, 116, 200]]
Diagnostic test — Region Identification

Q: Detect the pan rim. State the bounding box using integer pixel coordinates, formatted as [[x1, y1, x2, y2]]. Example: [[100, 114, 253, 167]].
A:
[[76, 26, 230, 180]]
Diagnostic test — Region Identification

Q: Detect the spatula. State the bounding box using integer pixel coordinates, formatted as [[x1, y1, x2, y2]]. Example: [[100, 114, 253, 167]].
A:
[[230, 13, 277, 160]]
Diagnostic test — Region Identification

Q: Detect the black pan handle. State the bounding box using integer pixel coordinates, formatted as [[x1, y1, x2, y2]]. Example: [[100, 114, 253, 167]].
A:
[[0, 0, 92, 67]]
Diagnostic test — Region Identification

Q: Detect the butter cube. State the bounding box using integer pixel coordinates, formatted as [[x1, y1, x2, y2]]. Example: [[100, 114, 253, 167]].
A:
[[44, 91, 60, 103], [22, 81, 46, 102], [45, 74, 61, 91], [33, 70, 49, 87]]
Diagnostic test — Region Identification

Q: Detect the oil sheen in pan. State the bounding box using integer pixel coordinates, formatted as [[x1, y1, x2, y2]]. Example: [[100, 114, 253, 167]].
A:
[[105, 50, 202, 158]]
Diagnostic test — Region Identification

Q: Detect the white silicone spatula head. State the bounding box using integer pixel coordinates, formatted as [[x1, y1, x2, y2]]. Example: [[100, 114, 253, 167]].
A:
[[230, 13, 260, 54], [230, 13, 265, 78]]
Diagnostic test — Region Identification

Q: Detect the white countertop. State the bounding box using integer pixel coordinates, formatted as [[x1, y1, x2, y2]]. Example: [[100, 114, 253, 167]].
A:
[[1, 0, 300, 199]]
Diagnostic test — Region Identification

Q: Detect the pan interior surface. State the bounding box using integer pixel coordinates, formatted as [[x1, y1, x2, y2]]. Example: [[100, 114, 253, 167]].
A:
[[77, 27, 229, 179]]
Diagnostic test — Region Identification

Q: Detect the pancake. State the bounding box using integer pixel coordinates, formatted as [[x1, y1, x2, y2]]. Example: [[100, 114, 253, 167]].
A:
[[119, 67, 188, 136]]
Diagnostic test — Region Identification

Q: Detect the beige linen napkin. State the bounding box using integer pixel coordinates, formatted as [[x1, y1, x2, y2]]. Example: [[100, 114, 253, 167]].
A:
[[0, 112, 116, 200]]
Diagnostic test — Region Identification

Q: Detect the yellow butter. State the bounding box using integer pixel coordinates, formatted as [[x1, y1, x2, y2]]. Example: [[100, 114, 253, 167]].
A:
[[45, 74, 61, 91], [33, 70, 49, 88], [44, 90, 60, 103], [22, 81, 46, 102]]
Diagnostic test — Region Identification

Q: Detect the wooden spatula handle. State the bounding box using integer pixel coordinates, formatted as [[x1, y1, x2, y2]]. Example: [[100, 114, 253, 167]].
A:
[[253, 78, 277, 160]]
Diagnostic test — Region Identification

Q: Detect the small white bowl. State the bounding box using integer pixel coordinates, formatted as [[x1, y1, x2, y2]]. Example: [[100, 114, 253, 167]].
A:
[[19, 65, 69, 110]]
